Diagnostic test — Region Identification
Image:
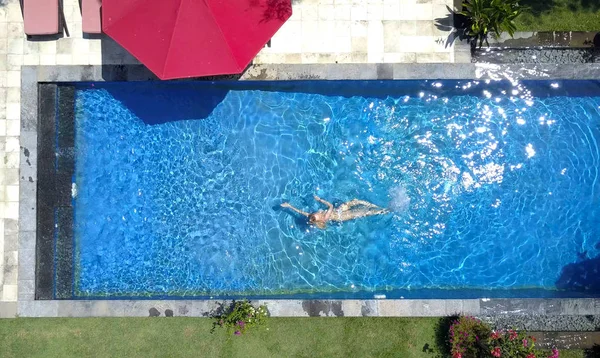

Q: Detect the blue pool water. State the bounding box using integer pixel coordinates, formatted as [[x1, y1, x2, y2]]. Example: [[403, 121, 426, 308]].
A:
[[71, 80, 600, 298]]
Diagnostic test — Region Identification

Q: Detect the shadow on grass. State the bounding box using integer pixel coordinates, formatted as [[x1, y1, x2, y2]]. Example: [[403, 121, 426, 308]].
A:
[[573, 0, 600, 11], [434, 315, 459, 358], [207, 301, 232, 333], [519, 0, 556, 16], [520, 0, 600, 15], [584, 344, 600, 357]]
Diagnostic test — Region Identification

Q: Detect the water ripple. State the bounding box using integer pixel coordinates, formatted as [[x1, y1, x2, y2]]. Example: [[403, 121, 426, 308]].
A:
[[72, 81, 600, 297]]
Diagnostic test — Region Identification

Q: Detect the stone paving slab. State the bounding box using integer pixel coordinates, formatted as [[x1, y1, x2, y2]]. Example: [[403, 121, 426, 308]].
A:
[[242, 63, 381, 80], [392, 62, 474, 78], [342, 299, 379, 316], [17, 300, 58, 317], [0, 301, 16, 317]]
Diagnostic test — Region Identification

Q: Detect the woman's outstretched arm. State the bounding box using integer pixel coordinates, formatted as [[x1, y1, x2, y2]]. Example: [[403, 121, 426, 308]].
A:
[[281, 202, 310, 217]]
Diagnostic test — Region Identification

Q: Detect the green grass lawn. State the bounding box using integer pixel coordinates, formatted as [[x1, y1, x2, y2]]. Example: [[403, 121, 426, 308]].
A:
[[0, 317, 442, 358], [515, 0, 600, 31], [0, 317, 588, 358]]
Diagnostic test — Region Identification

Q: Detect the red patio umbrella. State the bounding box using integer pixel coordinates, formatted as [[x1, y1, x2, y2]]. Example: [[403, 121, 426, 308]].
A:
[[102, 0, 292, 79]]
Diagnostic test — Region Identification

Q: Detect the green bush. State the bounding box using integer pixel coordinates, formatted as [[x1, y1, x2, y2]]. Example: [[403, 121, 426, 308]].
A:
[[449, 316, 492, 358], [460, 0, 523, 48], [213, 300, 269, 336]]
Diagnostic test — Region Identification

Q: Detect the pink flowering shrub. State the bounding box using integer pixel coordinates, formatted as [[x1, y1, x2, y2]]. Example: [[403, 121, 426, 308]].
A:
[[214, 300, 269, 336], [488, 328, 543, 358], [449, 316, 492, 358], [448, 316, 559, 358], [547, 348, 559, 358]]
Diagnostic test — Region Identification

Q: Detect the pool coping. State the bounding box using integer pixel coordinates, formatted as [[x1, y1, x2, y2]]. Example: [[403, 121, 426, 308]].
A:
[[15, 64, 600, 318]]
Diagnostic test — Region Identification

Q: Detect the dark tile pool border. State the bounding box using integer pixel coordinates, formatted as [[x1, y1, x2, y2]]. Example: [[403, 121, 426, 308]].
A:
[[34, 84, 75, 300], [35, 83, 57, 300], [16, 64, 600, 318]]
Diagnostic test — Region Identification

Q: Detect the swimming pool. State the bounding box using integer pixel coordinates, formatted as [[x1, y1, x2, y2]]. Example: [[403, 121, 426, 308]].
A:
[[58, 80, 600, 299]]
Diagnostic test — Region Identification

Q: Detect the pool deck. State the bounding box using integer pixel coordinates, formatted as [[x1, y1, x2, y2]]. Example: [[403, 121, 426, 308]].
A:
[[0, 0, 597, 320]]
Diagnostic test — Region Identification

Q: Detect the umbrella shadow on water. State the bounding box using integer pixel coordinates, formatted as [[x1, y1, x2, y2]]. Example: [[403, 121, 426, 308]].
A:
[[96, 65, 229, 125], [101, 83, 231, 125], [98, 37, 239, 125]]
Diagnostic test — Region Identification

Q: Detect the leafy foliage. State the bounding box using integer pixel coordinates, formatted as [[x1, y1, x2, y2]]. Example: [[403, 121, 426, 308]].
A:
[[449, 316, 559, 358], [213, 300, 269, 336], [488, 329, 543, 358], [449, 316, 492, 358], [460, 0, 523, 48]]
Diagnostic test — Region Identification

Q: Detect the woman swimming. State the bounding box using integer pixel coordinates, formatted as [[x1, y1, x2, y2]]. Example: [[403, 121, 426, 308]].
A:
[[281, 195, 389, 229]]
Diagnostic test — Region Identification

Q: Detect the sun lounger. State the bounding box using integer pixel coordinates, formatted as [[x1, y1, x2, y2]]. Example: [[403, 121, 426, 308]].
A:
[[24, 0, 60, 36], [82, 0, 102, 34]]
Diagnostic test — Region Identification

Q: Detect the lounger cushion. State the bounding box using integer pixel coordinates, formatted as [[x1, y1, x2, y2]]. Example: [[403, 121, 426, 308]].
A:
[[82, 0, 102, 34], [24, 0, 60, 35]]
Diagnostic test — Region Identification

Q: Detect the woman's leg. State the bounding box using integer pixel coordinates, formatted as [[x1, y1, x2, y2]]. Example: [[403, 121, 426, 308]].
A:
[[346, 199, 382, 209], [344, 207, 388, 220], [364, 207, 389, 216]]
